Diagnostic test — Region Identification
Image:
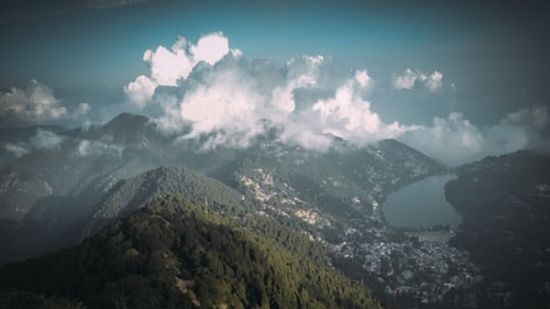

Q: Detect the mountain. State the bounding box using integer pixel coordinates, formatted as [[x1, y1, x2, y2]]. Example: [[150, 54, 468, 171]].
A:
[[444, 150, 550, 308], [85, 166, 252, 236], [0, 113, 173, 221], [72, 113, 170, 149], [0, 114, 180, 263], [211, 138, 445, 244], [0, 125, 66, 168], [0, 112, 448, 308], [0, 112, 445, 265], [0, 196, 382, 309]]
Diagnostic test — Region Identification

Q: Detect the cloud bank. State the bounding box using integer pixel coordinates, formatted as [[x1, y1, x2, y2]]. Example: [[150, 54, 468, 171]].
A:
[[118, 32, 546, 164], [125, 32, 547, 162], [2, 129, 66, 158], [126, 33, 410, 150], [4, 143, 30, 158], [399, 106, 550, 166], [0, 80, 90, 126], [0, 80, 67, 124]]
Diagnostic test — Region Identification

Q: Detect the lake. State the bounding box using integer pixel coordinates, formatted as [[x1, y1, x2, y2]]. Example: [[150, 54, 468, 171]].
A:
[[383, 174, 462, 228]]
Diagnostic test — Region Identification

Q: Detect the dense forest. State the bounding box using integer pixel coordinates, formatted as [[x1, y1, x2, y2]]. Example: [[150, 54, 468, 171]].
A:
[[0, 196, 382, 309]]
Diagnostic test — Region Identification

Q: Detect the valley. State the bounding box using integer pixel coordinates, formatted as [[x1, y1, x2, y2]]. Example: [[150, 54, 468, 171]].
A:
[[0, 113, 548, 309]]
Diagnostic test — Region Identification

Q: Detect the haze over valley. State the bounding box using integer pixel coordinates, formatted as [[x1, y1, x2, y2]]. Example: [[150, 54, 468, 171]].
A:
[[0, 1, 549, 308]]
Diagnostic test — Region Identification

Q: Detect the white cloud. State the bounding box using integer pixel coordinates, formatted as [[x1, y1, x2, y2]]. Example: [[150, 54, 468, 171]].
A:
[[399, 112, 483, 165], [311, 81, 408, 144], [393, 68, 418, 90], [178, 69, 265, 149], [144, 38, 193, 86], [354, 69, 372, 88], [0, 80, 67, 123], [30, 129, 65, 149], [2, 129, 65, 158], [392, 68, 443, 92], [271, 55, 324, 113], [76, 140, 124, 157], [4, 143, 30, 158], [146, 46, 409, 150], [486, 106, 550, 154], [0, 80, 89, 125], [190, 32, 230, 66], [124, 75, 157, 108], [125, 32, 239, 106], [128, 32, 550, 163], [399, 106, 550, 166], [425, 71, 443, 92], [74, 102, 91, 117], [122, 33, 419, 150]]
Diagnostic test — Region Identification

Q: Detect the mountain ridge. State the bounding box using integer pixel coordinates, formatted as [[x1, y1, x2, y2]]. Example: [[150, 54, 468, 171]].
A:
[[0, 196, 382, 309]]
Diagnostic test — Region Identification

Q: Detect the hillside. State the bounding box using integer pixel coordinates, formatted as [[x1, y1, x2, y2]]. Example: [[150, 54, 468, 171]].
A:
[[445, 150, 550, 308], [0, 113, 445, 265], [0, 114, 180, 263], [0, 196, 382, 309], [211, 139, 445, 254], [85, 166, 252, 236]]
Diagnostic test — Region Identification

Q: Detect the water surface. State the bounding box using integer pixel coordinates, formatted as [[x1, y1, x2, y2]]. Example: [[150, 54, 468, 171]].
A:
[[383, 174, 462, 228]]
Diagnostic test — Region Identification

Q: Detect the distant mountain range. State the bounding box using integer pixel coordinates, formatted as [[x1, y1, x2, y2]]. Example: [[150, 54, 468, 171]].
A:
[[8, 112, 550, 308], [0, 112, 445, 265]]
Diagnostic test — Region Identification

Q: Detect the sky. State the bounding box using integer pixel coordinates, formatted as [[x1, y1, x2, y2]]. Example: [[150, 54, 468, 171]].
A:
[[0, 0, 549, 166]]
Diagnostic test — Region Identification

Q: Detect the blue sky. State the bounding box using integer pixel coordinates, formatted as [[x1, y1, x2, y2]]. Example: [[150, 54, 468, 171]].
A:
[[1, 0, 549, 165], [1, 1, 548, 124]]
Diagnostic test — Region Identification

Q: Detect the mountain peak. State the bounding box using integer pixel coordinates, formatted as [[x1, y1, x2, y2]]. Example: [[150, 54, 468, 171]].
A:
[[104, 113, 150, 129], [86, 165, 249, 235], [85, 112, 167, 146]]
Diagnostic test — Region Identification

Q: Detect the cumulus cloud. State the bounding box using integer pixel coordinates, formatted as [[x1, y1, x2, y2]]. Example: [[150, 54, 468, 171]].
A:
[[124, 34, 412, 150], [310, 81, 406, 143], [124, 75, 157, 108], [399, 106, 550, 166], [0, 80, 67, 123], [424, 71, 443, 92], [354, 69, 372, 88], [392, 68, 443, 92], [0, 80, 91, 126], [190, 33, 231, 65], [125, 32, 239, 105], [122, 32, 545, 163], [177, 67, 265, 149]]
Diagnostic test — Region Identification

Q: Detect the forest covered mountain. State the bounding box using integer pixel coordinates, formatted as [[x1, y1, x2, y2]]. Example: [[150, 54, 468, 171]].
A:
[[444, 151, 550, 308], [0, 196, 382, 309], [85, 166, 252, 236], [1, 112, 549, 308], [0, 113, 445, 265], [0, 112, 453, 309], [2, 1, 548, 307]]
